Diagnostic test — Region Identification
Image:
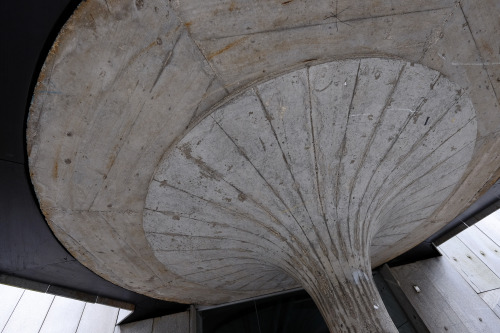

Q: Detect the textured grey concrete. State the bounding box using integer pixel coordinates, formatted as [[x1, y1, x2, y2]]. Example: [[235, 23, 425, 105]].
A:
[[27, 0, 500, 332], [152, 312, 189, 333], [144, 58, 475, 331]]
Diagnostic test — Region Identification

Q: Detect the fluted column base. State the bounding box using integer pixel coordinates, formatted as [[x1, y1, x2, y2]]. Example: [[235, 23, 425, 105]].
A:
[[300, 265, 397, 333]]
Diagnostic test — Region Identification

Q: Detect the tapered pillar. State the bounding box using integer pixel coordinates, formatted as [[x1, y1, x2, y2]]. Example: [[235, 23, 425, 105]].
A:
[[299, 259, 397, 332], [26, 0, 499, 331], [144, 59, 475, 331]]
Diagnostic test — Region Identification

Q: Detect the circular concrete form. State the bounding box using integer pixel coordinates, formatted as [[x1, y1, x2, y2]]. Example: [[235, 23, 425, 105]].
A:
[[145, 58, 476, 292], [144, 58, 476, 331], [27, 1, 500, 332]]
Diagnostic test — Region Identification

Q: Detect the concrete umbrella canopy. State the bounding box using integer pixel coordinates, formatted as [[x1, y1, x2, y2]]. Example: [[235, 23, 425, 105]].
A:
[[27, 0, 500, 332]]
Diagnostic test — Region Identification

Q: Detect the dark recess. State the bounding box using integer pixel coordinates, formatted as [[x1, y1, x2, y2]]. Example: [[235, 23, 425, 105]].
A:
[[200, 290, 329, 333], [1, 0, 499, 324], [0, 0, 186, 323]]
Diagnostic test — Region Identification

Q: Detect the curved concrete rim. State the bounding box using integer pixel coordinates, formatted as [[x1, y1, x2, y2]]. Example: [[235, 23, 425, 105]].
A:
[[27, 0, 500, 331]]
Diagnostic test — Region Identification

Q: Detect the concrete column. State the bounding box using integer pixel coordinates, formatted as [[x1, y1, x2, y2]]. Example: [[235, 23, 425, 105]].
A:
[[302, 262, 396, 332], [144, 59, 475, 332], [27, 1, 499, 332]]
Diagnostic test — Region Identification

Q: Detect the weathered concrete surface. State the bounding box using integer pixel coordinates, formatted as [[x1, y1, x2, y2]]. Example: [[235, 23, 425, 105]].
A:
[[27, 0, 500, 332], [145, 59, 475, 331]]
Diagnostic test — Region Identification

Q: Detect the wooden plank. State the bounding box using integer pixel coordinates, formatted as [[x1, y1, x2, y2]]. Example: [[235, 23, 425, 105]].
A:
[[393, 257, 500, 333], [421, 258, 500, 332], [438, 237, 500, 293], [39, 296, 86, 333], [76, 303, 119, 333], [2, 289, 54, 333], [0, 284, 24, 331], [391, 261, 470, 333], [475, 211, 500, 248], [457, 225, 500, 278], [479, 289, 500, 319]]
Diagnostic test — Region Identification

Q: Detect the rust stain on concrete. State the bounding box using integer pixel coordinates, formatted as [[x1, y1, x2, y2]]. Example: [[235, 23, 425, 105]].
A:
[[52, 160, 58, 179], [228, 1, 239, 12], [52, 147, 61, 180], [207, 36, 249, 60], [481, 40, 494, 56]]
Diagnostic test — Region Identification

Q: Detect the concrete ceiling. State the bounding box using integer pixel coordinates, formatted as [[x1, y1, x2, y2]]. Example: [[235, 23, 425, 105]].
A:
[[27, 0, 500, 331], [145, 58, 476, 291]]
